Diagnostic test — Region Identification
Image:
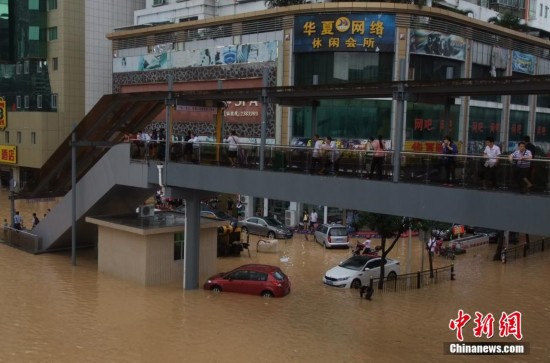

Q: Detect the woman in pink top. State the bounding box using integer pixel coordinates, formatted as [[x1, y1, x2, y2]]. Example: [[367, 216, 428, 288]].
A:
[[370, 135, 385, 180]]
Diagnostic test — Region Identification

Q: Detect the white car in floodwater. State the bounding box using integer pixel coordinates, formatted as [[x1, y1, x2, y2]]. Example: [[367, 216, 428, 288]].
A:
[[323, 255, 400, 289]]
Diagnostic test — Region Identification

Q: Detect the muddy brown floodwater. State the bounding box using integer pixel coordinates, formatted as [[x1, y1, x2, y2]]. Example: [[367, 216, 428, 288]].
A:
[[0, 190, 548, 362]]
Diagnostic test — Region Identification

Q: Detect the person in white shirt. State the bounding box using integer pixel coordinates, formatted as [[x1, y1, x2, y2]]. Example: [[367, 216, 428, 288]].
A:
[[508, 141, 533, 193], [310, 134, 323, 174], [309, 210, 318, 232], [226, 131, 239, 167], [362, 239, 372, 254], [190, 132, 200, 163], [481, 136, 501, 189]]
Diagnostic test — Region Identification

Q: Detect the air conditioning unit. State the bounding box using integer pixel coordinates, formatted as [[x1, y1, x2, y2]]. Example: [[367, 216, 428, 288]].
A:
[[139, 204, 155, 217], [284, 210, 296, 227]]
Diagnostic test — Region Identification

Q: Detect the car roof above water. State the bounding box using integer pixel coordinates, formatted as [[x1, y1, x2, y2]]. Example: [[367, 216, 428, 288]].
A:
[[231, 264, 281, 273]]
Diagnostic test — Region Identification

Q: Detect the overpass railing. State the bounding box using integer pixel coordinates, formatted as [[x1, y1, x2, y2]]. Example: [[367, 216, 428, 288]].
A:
[[2, 226, 42, 254], [128, 140, 550, 195]]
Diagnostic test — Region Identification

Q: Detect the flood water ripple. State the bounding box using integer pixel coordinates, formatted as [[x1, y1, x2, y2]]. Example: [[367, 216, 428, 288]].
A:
[[0, 193, 548, 362]]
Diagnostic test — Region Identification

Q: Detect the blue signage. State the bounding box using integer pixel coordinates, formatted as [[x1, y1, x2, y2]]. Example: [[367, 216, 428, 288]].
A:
[[294, 13, 395, 53], [512, 51, 535, 75]]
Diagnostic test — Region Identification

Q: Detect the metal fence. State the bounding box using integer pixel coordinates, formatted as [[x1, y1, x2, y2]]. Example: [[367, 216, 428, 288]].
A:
[[367, 264, 455, 294], [1, 227, 42, 254], [503, 238, 546, 262]]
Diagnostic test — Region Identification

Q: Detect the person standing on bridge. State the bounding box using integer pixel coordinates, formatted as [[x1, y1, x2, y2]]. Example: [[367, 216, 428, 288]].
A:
[[508, 141, 533, 193], [481, 136, 501, 190], [370, 135, 386, 180], [226, 130, 239, 167], [441, 135, 458, 186]]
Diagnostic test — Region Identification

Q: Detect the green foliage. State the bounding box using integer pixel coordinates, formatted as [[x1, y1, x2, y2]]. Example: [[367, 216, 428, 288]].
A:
[[264, 0, 306, 8], [357, 213, 405, 239], [487, 12, 524, 31]]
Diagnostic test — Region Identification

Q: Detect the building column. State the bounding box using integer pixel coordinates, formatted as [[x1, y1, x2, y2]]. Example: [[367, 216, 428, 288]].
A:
[[183, 192, 201, 290]]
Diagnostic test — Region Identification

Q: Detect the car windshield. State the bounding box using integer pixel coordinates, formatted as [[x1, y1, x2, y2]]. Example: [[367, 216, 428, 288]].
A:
[[329, 228, 347, 236], [264, 217, 283, 226], [273, 270, 286, 281], [339, 256, 372, 271], [213, 211, 231, 219]]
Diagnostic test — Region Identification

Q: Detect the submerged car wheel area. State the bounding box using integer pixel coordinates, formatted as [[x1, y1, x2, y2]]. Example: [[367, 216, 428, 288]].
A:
[[323, 255, 400, 289], [204, 264, 291, 298], [237, 216, 293, 239], [314, 223, 350, 249]]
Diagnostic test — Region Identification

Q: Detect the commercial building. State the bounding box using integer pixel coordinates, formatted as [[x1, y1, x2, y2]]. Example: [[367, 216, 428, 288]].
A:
[[107, 1, 550, 218], [0, 0, 144, 187]]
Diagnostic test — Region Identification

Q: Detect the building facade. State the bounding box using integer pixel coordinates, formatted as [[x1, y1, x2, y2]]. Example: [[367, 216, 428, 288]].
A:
[[109, 3, 550, 154], [0, 0, 144, 187]]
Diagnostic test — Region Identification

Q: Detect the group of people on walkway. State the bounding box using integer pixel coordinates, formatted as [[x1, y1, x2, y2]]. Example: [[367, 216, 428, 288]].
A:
[[309, 134, 387, 179], [439, 134, 537, 193], [125, 129, 167, 160], [127, 126, 540, 193], [478, 135, 536, 193]]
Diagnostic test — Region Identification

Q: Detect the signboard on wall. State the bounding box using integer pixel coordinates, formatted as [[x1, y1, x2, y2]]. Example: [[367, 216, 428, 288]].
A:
[[0, 99, 6, 130], [512, 51, 535, 74], [294, 13, 396, 53], [405, 140, 462, 153], [113, 40, 279, 73], [409, 29, 466, 61], [0, 145, 16, 164]]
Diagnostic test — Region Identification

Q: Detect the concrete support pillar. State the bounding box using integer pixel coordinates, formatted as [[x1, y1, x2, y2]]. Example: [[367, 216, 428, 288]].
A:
[[184, 193, 201, 290]]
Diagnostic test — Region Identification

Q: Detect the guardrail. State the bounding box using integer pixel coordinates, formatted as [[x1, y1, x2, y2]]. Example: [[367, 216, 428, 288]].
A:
[[2, 226, 42, 254], [367, 264, 455, 294], [128, 140, 550, 196], [503, 237, 546, 262]]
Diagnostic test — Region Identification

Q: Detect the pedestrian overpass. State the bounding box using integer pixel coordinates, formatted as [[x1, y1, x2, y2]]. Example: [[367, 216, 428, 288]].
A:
[[9, 76, 550, 255]]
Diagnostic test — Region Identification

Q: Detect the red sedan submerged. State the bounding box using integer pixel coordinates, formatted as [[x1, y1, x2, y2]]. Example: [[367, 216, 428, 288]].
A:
[[204, 264, 291, 298]]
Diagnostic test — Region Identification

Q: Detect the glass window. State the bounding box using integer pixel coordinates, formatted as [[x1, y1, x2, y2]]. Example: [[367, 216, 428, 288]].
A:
[[509, 110, 528, 142], [535, 112, 550, 143], [467, 106, 502, 153], [24, 61, 29, 74], [37, 94, 42, 109], [51, 94, 57, 109], [48, 27, 57, 41], [16, 96, 21, 109], [16, 63, 21, 74], [293, 99, 392, 140], [47, 0, 57, 10], [29, 26, 40, 41], [408, 55, 462, 81], [273, 270, 286, 281], [4, 131, 8, 144], [294, 52, 393, 86], [29, 0, 39, 10], [470, 64, 503, 103], [31, 132, 36, 144], [24, 96, 29, 109], [406, 102, 460, 141], [17, 131, 21, 144], [366, 259, 381, 269], [52, 57, 58, 70], [510, 73, 529, 105], [537, 94, 550, 108]]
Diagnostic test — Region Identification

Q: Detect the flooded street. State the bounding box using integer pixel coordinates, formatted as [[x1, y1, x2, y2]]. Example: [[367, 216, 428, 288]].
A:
[[0, 191, 548, 362]]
